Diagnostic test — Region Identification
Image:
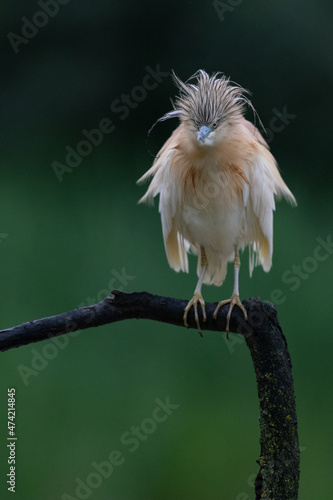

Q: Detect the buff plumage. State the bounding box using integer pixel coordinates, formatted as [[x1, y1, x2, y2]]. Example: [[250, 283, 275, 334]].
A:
[[138, 70, 296, 335]]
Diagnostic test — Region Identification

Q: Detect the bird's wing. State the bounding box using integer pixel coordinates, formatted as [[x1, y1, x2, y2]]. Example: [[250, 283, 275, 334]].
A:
[[240, 117, 269, 148], [137, 127, 179, 197], [137, 125, 190, 273], [242, 122, 296, 275]]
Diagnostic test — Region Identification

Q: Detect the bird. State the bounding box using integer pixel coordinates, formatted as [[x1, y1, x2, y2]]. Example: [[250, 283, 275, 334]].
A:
[[137, 70, 296, 336]]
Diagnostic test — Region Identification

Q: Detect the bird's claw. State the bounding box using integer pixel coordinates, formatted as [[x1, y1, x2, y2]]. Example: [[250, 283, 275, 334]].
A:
[[213, 294, 248, 337], [183, 292, 207, 336]]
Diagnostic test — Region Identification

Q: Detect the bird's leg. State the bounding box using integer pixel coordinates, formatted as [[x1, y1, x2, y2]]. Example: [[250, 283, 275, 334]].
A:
[[183, 247, 207, 336], [213, 249, 248, 337]]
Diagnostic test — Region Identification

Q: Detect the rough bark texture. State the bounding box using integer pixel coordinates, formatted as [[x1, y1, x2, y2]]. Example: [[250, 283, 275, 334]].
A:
[[0, 290, 300, 498], [244, 300, 300, 499]]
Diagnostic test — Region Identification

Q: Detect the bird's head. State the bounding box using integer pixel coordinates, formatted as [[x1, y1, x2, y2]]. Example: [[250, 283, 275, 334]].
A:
[[154, 70, 255, 147]]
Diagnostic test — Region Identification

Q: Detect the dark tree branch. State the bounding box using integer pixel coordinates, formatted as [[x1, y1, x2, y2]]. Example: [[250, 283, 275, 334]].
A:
[[0, 290, 255, 351], [245, 306, 300, 500], [0, 290, 299, 498]]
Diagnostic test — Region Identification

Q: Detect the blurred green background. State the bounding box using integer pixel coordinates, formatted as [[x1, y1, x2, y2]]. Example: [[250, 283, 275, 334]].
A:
[[1, 1, 333, 498]]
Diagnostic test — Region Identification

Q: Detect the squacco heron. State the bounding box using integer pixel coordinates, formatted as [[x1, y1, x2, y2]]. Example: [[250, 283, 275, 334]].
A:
[[137, 70, 296, 335]]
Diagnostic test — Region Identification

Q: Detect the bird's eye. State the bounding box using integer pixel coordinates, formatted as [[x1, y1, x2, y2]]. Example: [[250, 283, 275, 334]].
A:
[[212, 123, 217, 129]]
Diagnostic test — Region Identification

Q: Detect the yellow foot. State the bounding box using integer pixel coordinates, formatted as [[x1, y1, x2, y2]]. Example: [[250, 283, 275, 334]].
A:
[[213, 294, 248, 337], [183, 292, 207, 336]]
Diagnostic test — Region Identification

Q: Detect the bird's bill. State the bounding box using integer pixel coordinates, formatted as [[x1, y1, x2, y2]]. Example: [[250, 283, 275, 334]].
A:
[[198, 125, 212, 142]]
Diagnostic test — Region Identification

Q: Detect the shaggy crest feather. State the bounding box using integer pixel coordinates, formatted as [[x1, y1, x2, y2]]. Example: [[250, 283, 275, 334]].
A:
[[151, 70, 262, 132], [137, 69, 296, 335], [173, 70, 249, 125]]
